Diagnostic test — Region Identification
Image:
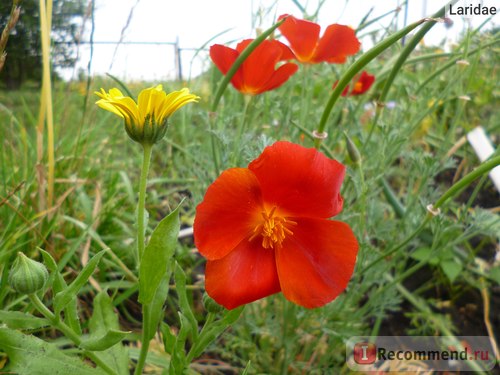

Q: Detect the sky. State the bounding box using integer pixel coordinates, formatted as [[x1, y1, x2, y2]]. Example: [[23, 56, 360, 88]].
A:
[[62, 0, 499, 81]]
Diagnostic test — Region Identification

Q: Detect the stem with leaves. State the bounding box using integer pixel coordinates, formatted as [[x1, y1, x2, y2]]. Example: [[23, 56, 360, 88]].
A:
[[134, 143, 153, 375], [313, 18, 426, 149], [137, 143, 153, 262], [29, 294, 116, 375], [363, 155, 500, 273]]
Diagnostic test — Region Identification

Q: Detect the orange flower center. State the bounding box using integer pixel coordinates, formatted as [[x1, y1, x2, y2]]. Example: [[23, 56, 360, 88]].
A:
[[249, 207, 297, 249], [353, 81, 363, 92]]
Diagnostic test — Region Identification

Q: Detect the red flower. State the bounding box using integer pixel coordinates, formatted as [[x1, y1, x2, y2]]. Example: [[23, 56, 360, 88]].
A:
[[210, 39, 298, 95], [194, 141, 358, 309], [278, 14, 360, 64], [340, 71, 375, 96]]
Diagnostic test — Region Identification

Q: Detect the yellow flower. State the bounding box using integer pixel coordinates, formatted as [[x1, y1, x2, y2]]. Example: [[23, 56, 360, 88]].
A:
[[95, 84, 199, 144]]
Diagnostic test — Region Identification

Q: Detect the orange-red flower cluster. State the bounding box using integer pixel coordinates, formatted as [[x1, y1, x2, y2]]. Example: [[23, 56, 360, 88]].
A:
[[209, 14, 361, 95], [194, 141, 359, 309]]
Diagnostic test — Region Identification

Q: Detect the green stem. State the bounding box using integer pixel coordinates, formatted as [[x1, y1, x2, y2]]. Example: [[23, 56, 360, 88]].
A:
[[186, 312, 215, 363], [415, 38, 500, 94], [280, 301, 296, 375], [134, 143, 154, 374], [361, 216, 431, 274], [358, 162, 367, 236], [231, 95, 253, 164], [362, 0, 459, 150], [363, 155, 500, 273], [299, 65, 313, 127], [389, 275, 489, 373], [137, 143, 153, 263], [314, 18, 426, 149], [434, 155, 500, 209], [381, 178, 406, 218], [134, 304, 151, 375], [29, 294, 116, 375], [210, 17, 286, 112]]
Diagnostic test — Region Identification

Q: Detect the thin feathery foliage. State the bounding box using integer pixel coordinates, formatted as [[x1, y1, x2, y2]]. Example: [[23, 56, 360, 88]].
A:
[[0, 1, 499, 374]]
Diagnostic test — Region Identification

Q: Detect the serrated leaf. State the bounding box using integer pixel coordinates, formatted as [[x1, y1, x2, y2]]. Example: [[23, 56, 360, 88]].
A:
[[0, 310, 49, 330], [139, 206, 180, 304], [81, 329, 131, 351], [0, 327, 105, 374], [54, 250, 106, 313], [88, 291, 129, 375]]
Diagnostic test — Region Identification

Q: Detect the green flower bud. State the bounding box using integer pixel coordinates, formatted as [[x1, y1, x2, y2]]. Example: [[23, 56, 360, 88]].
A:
[[343, 132, 361, 165], [202, 293, 224, 313], [9, 252, 48, 294]]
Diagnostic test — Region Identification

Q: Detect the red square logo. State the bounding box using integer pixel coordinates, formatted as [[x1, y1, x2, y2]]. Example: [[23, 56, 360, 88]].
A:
[[353, 342, 377, 364]]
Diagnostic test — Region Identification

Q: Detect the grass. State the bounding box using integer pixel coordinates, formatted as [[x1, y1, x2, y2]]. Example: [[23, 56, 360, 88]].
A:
[[0, 6, 499, 375]]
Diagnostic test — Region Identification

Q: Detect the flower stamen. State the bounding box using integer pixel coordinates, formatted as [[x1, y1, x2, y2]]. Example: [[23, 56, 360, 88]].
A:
[[249, 207, 297, 249]]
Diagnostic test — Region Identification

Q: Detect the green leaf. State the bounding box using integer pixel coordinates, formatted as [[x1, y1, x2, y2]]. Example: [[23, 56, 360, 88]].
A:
[[490, 266, 500, 285], [441, 259, 463, 282], [144, 274, 170, 342], [0, 310, 49, 330], [88, 291, 129, 375], [188, 307, 244, 361], [39, 248, 58, 290], [39, 248, 82, 335], [81, 329, 131, 351], [160, 322, 176, 355], [174, 262, 198, 340], [0, 327, 105, 374], [139, 206, 180, 304], [410, 247, 440, 265], [53, 250, 106, 313], [171, 312, 191, 372]]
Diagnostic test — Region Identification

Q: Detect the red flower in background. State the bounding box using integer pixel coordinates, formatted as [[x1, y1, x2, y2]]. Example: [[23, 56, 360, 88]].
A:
[[278, 14, 360, 64], [210, 39, 298, 95], [194, 141, 358, 309], [340, 71, 375, 96]]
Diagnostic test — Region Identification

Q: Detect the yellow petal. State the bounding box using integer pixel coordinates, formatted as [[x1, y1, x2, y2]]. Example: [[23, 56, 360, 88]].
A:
[[109, 88, 125, 98], [158, 89, 200, 121], [96, 99, 125, 118], [137, 86, 157, 121]]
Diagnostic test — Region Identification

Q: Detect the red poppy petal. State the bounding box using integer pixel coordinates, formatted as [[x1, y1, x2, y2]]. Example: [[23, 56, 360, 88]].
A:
[[313, 24, 360, 63], [355, 71, 375, 95], [333, 80, 352, 96], [237, 39, 284, 94], [235, 39, 252, 54], [205, 239, 281, 309], [341, 83, 351, 96], [274, 40, 296, 61], [278, 14, 320, 62], [209, 44, 244, 91], [248, 141, 345, 218], [276, 218, 358, 308], [257, 62, 298, 94], [194, 168, 263, 260]]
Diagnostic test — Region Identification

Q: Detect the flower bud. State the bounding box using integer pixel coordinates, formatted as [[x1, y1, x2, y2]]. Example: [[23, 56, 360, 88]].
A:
[[343, 132, 361, 165], [202, 293, 224, 313], [9, 252, 48, 294]]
